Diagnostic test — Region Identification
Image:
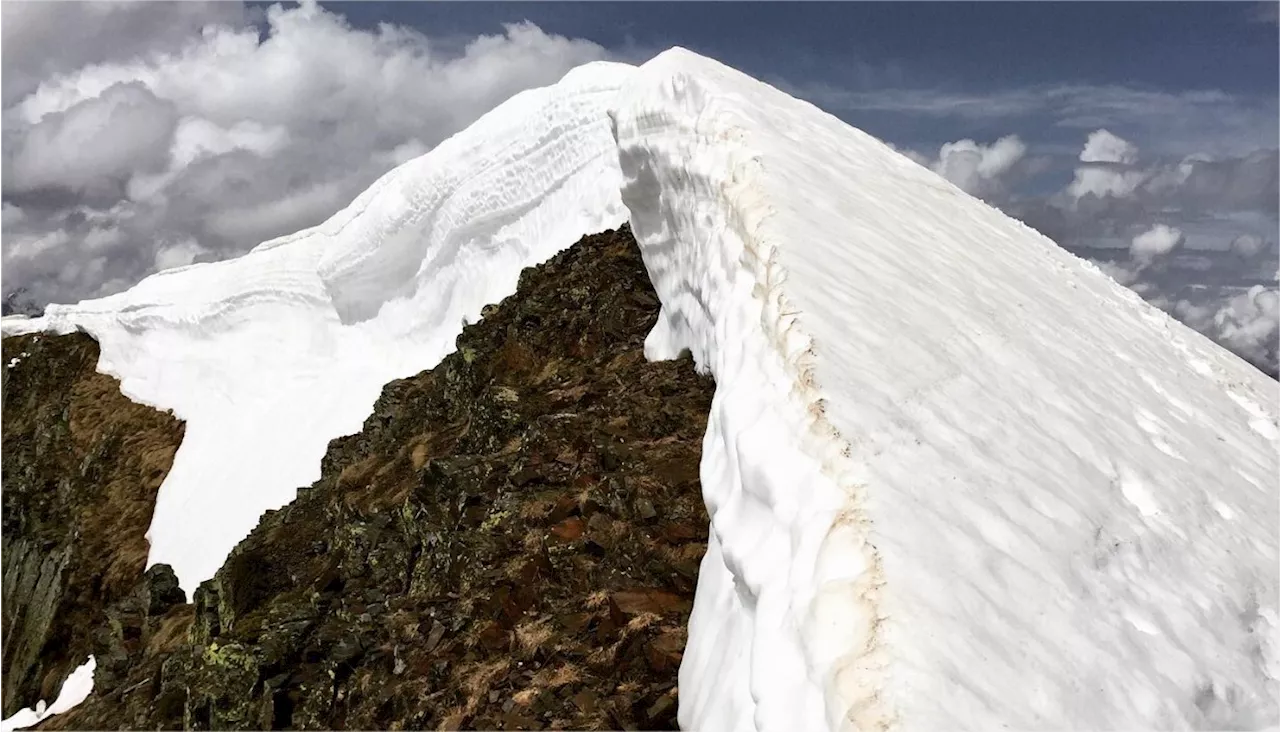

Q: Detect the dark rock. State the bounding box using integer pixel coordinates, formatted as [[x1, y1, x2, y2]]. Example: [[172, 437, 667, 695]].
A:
[[144, 564, 187, 617], [646, 693, 676, 723], [549, 517, 585, 541], [644, 632, 685, 673], [612, 589, 692, 616], [635, 498, 658, 521], [0, 331, 184, 717]]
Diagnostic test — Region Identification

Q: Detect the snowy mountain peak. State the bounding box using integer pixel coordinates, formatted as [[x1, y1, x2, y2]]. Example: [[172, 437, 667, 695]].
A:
[[4, 47, 1277, 730]]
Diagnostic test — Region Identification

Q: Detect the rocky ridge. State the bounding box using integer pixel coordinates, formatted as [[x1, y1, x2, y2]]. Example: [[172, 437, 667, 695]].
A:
[[6, 226, 715, 730]]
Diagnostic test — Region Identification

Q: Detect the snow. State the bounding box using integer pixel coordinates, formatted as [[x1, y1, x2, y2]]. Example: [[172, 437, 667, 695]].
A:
[[0, 656, 95, 732], [4, 47, 1278, 731], [616, 48, 1279, 731]]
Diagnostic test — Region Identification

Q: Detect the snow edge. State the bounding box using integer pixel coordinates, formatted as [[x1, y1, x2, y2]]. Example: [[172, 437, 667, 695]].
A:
[[611, 49, 891, 732]]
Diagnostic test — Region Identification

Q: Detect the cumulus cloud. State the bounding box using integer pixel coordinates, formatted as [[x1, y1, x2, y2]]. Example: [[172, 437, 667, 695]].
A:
[[1231, 233, 1268, 259], [1, 0, 609, 306], [1079, 128, 1138, 165], [1131, 224, 1185, 265], [931, 135, 1027, 197], [956, 125, 1278, 375], [1065, 129, 1148, 199], [1090, 224, 1186, 288], [7, 82, 179, 194], [1170, 286, 1280, 377], [1005, 129, 1278, 254], [1, 1, 249, 105]]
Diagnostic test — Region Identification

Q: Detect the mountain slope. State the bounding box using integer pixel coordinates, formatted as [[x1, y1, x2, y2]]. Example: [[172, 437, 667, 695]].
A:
[[31, 227, 711, 731], [3, 61, 634, 596], [3, 47, 1277, 731]]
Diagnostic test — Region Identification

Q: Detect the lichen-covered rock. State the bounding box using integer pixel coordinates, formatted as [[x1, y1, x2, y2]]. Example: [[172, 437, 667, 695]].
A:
[[36, 226, 714, 730], [1, 331, 185, 717]]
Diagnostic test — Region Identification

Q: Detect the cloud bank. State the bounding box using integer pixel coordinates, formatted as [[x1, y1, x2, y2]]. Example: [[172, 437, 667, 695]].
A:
[[921, 126, 1278, 377], [1, 0, 608, 305]]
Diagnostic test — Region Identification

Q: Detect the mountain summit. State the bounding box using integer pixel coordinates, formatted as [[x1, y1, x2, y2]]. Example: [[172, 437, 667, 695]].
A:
[[4, 47, 1277, 731]]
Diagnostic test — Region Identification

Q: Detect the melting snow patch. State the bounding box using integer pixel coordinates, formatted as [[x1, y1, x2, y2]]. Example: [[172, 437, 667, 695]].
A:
[[0, 656, 95, 732]]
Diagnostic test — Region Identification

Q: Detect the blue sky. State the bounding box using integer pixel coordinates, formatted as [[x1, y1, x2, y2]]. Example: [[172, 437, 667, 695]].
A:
[[329, 1, 1278, 92], [325, 2, 1279, 152]]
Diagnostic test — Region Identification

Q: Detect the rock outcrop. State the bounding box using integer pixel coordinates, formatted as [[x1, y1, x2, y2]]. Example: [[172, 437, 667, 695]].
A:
[[1, 331, 186, 718], [22, 226, 713, 730]]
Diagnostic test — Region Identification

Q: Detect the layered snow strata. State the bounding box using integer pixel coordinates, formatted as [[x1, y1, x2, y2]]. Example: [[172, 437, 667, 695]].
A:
[[615, 48, 1279, 731], [1, 61, 634, 594]]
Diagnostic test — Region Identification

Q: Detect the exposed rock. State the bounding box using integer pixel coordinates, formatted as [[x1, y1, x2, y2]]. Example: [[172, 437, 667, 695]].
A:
[[33, 226, 713, 730], [1, 331, 185, 717]]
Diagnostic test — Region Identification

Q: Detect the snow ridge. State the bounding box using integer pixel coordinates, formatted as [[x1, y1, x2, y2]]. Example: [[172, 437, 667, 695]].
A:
[[617, 47, 1277, 730], [618, 49, 1279, 731], [613, 52, 888, 732]]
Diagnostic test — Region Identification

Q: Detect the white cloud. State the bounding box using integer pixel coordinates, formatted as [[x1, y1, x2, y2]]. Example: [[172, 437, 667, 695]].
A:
[[1131, 224, 1185, 265], [154, 238, 209, 271], [1005, 128, 1277, 259], [1091, 223, 1185, 290], [1066, 129, 1148, 199], [931, 135, 1027, 197], [1231, 233, 1268, 259], [1095, 259, 1140, 286], [1079, 129, 1138, 164], [8, 82, 179, 194], [1174, 285, 1280, 376], [1, 1, 248, 105], [1, 0, 610, 306]]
